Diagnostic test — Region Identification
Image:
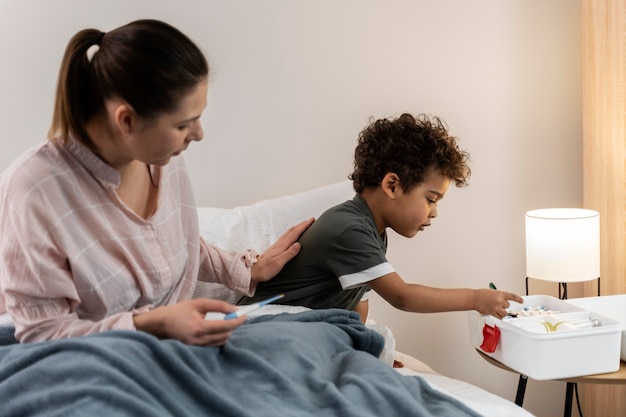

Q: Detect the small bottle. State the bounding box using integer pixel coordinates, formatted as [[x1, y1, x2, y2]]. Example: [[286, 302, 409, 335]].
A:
[[511, 318, 600, 333], [554, 318, 600, 332]]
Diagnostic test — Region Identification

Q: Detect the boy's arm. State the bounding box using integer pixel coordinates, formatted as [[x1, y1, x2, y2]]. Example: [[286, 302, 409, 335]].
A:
[[367, 272, 523, 319]]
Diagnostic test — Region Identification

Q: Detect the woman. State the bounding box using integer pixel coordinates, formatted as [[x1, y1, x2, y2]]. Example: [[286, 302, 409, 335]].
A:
[[0, 19, 312, 345]]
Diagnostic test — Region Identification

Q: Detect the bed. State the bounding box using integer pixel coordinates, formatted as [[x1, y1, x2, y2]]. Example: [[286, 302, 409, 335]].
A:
[[0, 181, 534, 417]]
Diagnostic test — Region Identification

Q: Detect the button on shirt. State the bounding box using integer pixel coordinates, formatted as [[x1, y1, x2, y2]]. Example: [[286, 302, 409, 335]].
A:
[[0, 140, 255, 342]]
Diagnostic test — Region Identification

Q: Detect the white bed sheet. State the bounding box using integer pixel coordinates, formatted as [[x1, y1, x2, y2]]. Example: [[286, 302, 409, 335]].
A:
[[0, 313, 12, 327], [400, 368, 535, 417]]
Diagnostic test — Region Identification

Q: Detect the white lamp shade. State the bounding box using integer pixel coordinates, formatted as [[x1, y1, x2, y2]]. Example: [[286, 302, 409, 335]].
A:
[[525, 208, 600, 283]]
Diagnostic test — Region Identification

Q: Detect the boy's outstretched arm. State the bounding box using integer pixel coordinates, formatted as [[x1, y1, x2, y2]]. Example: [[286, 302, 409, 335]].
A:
[[367, 272, 523, 319]]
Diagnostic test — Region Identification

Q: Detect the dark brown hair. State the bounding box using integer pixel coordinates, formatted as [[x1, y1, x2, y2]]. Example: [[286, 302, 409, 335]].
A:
[[49, 19, 209, 150], [349, 113, 471, 193]]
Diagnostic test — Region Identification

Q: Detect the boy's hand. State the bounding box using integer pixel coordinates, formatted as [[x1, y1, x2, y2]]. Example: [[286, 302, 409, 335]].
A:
[[474, 289, 524, 319]]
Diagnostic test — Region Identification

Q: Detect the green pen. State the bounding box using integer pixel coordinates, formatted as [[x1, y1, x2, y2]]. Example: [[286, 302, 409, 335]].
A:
[[489, 282, 497, 290]]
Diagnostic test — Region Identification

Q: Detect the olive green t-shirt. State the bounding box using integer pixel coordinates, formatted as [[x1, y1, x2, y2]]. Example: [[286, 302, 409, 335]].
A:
[[239, 194, 394, 310]]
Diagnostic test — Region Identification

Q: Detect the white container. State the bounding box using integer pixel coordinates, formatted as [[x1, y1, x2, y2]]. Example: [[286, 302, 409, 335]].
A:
[[468, 295, 621, 380], [566, 294, 626, 361]]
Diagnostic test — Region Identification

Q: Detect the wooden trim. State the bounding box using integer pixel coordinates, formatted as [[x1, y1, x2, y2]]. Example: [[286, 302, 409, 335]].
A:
[[582, 0, 625, 296], [581, 0, 626, 414]]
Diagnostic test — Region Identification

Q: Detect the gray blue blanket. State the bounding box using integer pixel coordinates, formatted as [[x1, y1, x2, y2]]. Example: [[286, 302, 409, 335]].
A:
[[0, 309, 482, 417]]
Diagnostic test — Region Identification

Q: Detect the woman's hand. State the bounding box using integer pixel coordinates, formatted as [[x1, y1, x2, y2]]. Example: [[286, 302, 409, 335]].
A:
[[251, 217, 314, 283], [134, 298, 246, 346]]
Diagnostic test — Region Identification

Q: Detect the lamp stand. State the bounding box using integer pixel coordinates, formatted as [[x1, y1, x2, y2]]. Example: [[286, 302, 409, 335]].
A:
[[525, 277, 601, 300]]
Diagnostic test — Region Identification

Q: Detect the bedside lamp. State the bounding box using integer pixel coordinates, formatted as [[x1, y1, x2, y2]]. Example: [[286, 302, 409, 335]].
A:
[[525, 208, 600, 299]]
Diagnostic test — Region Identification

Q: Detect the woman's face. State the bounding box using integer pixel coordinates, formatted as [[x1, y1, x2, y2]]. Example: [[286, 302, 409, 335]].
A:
[[131, 79, 208, 166]]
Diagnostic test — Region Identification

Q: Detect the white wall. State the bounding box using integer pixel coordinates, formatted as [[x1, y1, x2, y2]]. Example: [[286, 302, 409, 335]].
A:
[[0, 1, 581, 416]]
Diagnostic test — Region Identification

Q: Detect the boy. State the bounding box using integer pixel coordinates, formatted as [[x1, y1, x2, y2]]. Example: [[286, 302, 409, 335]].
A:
[[239, 113, 522, 321]]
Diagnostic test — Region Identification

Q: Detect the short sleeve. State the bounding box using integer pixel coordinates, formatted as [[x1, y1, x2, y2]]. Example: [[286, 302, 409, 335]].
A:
[[327, 226, 394, 289]]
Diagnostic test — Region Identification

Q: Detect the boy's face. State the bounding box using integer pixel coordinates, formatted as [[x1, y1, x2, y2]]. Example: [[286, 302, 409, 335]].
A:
[[387, 168, 450, 238]]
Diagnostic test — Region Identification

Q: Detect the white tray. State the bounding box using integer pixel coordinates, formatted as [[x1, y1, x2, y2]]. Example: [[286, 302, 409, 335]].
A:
[[468, 295, 621, 380]]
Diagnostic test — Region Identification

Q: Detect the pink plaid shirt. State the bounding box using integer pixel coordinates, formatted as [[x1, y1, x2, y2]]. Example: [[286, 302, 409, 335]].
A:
[[0, 139, 255, 342]]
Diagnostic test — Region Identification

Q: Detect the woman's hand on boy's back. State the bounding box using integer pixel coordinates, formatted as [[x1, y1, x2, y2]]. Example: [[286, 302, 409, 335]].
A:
[[251, 217, 314, 283]]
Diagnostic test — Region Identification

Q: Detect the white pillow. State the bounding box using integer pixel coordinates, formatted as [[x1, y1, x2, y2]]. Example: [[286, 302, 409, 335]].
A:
[[194, 180, 354, 301]]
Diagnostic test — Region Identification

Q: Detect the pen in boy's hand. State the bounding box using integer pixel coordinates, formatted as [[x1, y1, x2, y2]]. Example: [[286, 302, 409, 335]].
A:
[[488, 282, 497, 290]]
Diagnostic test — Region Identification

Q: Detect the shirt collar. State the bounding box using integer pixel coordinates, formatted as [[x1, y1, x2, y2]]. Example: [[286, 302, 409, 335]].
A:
[[64, 139, 122, 188]]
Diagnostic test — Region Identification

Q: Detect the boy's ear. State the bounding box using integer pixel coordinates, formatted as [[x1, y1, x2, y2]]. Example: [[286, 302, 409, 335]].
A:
[[381, 173, 400, 199]]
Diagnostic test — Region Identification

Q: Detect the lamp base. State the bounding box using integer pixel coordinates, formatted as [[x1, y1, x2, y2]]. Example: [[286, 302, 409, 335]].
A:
[[525, 277, 601, 300]]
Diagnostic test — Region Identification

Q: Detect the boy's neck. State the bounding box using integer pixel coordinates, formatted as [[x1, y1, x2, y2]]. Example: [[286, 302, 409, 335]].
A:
[[359, 188, 387, 234]]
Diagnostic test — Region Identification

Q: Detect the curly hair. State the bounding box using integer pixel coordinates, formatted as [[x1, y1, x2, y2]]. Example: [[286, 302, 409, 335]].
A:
[[349, 113, 471, 193]]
